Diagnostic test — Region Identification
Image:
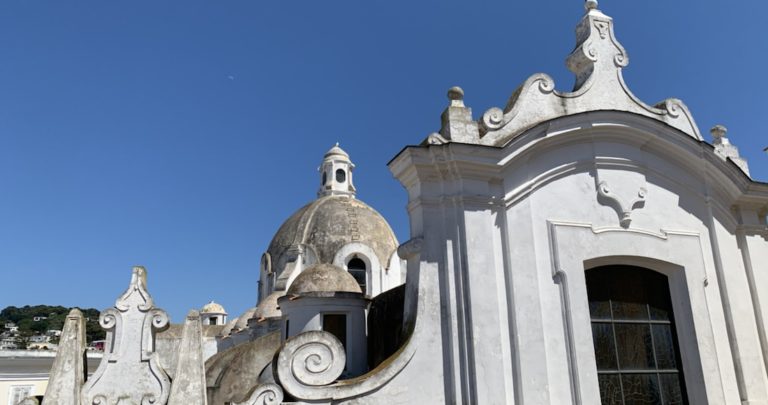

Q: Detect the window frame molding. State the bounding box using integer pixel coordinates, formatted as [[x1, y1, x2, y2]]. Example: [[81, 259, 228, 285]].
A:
[[547, 220, 730, 404], [333, 242, 381, 296]]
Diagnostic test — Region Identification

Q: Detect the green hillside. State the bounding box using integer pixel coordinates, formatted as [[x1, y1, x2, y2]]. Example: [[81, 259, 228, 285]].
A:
[[0, 305, 106, 344]]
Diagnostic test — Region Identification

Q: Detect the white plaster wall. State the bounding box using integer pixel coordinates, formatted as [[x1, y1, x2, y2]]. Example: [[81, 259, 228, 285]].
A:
[[378, 111, 768, 404], [499, 120, 752, 403]]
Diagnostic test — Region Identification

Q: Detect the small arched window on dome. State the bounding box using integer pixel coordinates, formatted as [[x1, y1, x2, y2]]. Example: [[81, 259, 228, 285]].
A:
[[347, 257, 366, 294], [336, 168, 346, 183]]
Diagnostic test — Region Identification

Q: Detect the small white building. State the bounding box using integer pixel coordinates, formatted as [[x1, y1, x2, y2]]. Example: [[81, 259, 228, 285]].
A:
[[199, 301, 227, 326], [28, 336, 49, 344]]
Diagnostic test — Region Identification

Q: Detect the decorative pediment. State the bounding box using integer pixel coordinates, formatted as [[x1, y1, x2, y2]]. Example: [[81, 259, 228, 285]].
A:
[[81, 266, 171, 405], [431, 1, 702, 147]]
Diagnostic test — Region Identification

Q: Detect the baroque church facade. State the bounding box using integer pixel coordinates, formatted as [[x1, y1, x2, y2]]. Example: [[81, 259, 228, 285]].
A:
[[25, 1, 768, 404]]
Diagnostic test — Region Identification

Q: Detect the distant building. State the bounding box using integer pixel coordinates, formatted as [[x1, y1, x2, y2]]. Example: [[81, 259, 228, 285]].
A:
[[27, 336, 48, 344], [0, 350, 101, 405], [0, 337, 17, 351], [89, 340, 106, 352], [199, 301, 227, 326]]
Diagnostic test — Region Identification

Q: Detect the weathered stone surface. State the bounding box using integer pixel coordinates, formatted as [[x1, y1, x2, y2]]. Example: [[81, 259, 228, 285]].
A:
[[80, 266, 171, 405], [710, 124, 750, 176], [43, 308, 87, 405], [205, 331, 281, 405], [287, 263, 361, 295], [231, 383, 283, 405], [17, 398, 39, 405], [266, 195, 398, 280], [156, 323, 224, 380], [168, 310, 207, 405]]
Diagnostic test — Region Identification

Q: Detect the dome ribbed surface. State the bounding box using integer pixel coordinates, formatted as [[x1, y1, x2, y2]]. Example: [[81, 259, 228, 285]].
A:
[[287, 263, 362, 295], [266, 195, 397, 271]]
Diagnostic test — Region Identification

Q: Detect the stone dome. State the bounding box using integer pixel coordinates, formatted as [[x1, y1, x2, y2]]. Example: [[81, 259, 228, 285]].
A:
[[266, 195, 398, 271], [201, 301, 227, 314], [287, 263, 362, 296], [254, 291, 284, 320], [324, 143, 349, 159], [233, 307, 257, 331]]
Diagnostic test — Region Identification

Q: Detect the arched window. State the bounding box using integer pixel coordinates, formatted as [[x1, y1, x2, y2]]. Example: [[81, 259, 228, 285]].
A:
[[347, 257, 367, 294], [586, 265, 688, 405], [336, 168, 346, 183]]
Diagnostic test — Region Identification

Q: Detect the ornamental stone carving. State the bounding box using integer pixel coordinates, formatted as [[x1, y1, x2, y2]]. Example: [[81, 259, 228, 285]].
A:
[[231, 383, 284, 405], [81, 266, 172, 405], [433, 0, 702, 148], [275, 330, 346, 400], [596, 180, 647, 228]]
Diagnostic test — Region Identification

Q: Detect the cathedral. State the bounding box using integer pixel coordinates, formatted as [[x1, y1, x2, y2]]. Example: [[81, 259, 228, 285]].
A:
[[24, 1, 768, 404]]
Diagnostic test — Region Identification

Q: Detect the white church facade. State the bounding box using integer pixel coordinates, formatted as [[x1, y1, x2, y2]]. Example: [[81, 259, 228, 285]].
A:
[[20, 1, 768, 404]]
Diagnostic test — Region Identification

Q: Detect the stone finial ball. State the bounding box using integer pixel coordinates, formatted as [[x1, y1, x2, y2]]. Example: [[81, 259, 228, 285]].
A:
[[710, 124, 728, 139], [585, 0, 598, 10], [447, 86, 464, 101]]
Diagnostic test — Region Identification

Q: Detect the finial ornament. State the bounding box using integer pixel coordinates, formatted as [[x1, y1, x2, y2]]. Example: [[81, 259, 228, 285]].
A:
[[709, 124, 751, 175], [585, 0, 598, 10], [710, 124, 727, 141], [447, 86, 464, 101]]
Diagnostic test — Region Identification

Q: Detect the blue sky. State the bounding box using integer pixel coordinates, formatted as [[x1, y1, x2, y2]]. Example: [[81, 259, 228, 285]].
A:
[[1, 1, 766, 322]]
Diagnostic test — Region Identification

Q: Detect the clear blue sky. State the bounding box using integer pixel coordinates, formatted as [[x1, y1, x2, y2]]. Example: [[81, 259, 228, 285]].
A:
[[1, 1, 766, 322]]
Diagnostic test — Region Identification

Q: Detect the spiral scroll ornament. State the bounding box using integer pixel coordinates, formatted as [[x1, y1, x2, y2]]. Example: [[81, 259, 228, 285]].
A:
[[276, 330, 346, 392], [233, 383, 285, 405], [661, 99, 682, 118], [99, 308, 119, 331], [481, 107, 505, 131]]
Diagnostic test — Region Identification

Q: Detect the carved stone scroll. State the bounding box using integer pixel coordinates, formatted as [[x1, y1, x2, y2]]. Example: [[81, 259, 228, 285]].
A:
[[81, 266, 171, 405], [232, 383, 284, 405], [275, 330, 346, 399], [597, 180, 646, 227]]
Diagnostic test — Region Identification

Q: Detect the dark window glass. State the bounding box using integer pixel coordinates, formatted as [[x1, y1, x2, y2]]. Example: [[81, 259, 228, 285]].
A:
[[659, 374, 686, 404], [209, 318, 217, 325], [622, 374, 660, 405], [323, 314, 347, 350], [615, 324, 654, 369], [591, 323, 617, 370], [322, 171, 327, 185], [598, 374, 623, 405], [347, 257, 367, 293], [587, 265, 688, 404], [335, 168, 346, 183]]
